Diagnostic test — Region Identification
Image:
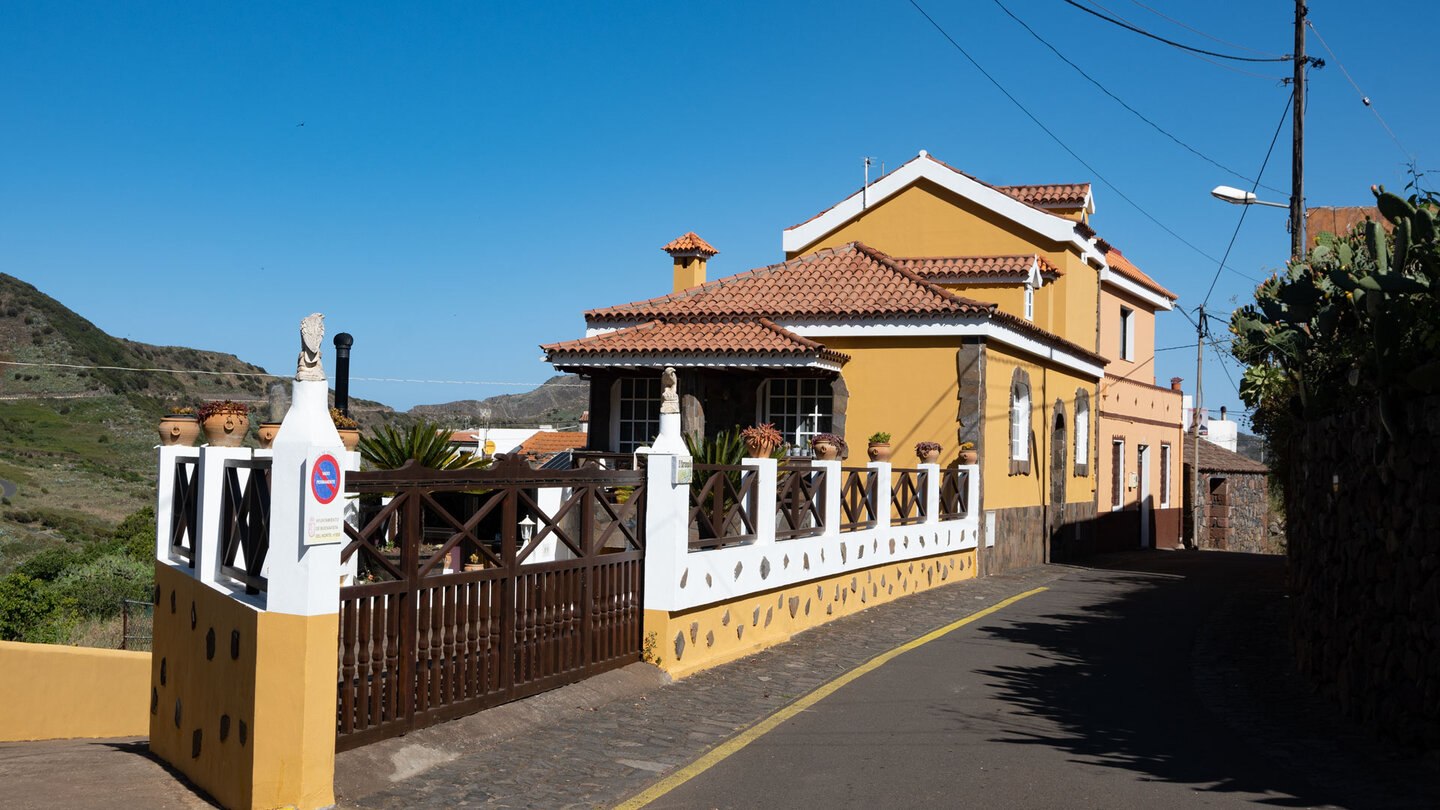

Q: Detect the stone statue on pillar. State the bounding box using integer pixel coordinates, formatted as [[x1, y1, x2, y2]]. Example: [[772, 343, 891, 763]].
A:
[[297, 313, 326, 381], [661, 367, 679, 415]]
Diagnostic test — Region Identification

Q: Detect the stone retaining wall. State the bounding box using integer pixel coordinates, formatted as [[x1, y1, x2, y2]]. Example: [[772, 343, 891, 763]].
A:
[[1288, 393, 1440, 748]]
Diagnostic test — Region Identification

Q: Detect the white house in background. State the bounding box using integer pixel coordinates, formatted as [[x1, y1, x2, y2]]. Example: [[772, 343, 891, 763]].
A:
[[447, 426, 556, 458], [1180, 399, 1240, 453]]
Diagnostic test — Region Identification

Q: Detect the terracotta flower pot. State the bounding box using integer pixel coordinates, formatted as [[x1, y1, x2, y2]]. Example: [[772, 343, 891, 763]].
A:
[[959, 449, 978, 465], [256, 422, 282, 449], [158, 415, 199, 447], [337, 428, 361, 452], [200, 412, 249, 447], [867, 442, 891, 462], [918, 449, 941, 465], [745, 438, 778, 458], [812, 440, 841, 461]]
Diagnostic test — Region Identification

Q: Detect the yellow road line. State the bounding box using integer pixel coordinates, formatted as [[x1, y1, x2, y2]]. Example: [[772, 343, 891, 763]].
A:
[[612, 585, 1049, 809]]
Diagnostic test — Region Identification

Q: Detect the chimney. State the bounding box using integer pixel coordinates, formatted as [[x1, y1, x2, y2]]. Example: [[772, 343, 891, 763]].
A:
[[579, 410, 590, 434], [662, 232, 718, 293], [1220, 406, 1227, 421], [1170, 377, 1183, 392]]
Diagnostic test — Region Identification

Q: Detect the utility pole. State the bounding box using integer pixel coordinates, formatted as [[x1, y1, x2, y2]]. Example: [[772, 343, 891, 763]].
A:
[[1290, 0, 1307, 260], [1190, 306, 1205, 549]]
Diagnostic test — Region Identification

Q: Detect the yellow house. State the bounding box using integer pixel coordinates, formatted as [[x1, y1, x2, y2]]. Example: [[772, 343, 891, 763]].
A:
[[543, 150, 1181, 569]]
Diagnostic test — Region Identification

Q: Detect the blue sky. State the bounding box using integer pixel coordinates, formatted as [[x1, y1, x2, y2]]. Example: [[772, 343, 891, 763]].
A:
[[3, 1, 1434, 420]]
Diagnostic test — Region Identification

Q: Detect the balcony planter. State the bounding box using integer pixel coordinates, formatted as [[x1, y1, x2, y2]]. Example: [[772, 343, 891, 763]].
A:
[[867, 432, 892, 462], [197, 401, 251, 447], [915, 441, 942, 465], [330, 407, 361, 451], [958, 442, 977, 465], [256, 422, 282, 449], [158, 413, 199, 447], [740, 423, 783, 459], [810, 433, 846, 461], [337, 429, 361, 451]]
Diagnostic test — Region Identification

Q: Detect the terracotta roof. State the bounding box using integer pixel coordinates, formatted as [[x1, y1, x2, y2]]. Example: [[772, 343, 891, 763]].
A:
[[447, 430, 476, 444], [1105, 247, 1177, 300], [543, 318, 851, 366], [996, 183, 1091, 209], [661, 232, 718, 256], [894, 254, 1062, 280], [585, 242, 998, 323], [1184, 436, 1269, 474], [518, 431, 590, 459]]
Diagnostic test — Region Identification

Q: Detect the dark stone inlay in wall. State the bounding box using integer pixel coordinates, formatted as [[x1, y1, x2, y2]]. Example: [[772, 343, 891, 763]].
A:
[[191, 728, 202, 758], [150, 688, 158, 715], [759, 557, 770, 579], [160, 657, 167, 686], [220, 714, 230, 742], [674, 632, 686, 660], [190, 602, 197, 630], [170, 591, 176, 613], [231, 630, 240, 660], [205, 628, 215, 660], [239, 719, 247, 746], [173, 699, 182, 728], [153, 585, 161, 605]]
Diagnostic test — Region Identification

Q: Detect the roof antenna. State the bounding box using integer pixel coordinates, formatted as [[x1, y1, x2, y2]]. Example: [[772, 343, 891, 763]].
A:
[[863, 157, 877, 209]]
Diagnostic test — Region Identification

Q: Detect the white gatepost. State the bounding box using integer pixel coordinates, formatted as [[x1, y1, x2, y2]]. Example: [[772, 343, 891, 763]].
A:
[[919, 462, 941, 525], [267, 374, 345, 615], [869, 461, 893, 531], [742, 457, 778, 545], [813, 459, 842, 537], [643, 453, 689, 612], [154, 445, 200, 566]]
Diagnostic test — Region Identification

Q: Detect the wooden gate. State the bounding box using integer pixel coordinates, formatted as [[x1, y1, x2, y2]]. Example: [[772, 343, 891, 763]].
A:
[[335, 455, 645, 751]]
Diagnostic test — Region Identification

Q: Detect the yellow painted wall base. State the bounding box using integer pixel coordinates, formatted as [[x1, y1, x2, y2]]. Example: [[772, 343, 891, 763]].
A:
[[0, 640, 150, 741], [646, 549, 976, 679], [150, 564, 337, 810]]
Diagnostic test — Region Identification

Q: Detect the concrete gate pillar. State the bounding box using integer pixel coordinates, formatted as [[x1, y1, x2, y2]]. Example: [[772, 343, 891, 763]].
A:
[[150, 315, 351, 810]]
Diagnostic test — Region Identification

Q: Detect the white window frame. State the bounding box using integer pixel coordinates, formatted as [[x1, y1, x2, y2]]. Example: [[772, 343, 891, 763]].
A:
[[1024, 281, 1035, 321], [1119, 306, 1135, 361], [1010, 387, 1030, 462], [1111, 438, 1125, 510], [612, 377, 661, 454], [1160, 443, 1172, 508], [759, 378, 833, 454], [1074, 392, 1089, 475]]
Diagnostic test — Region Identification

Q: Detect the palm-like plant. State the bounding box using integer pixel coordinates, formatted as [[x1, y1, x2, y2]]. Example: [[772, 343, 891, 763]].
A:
[[358, 422, 489, 470]]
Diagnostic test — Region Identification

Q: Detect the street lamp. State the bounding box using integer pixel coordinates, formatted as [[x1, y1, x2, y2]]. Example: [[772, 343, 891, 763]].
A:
[[1210, 185, 1288, 209]]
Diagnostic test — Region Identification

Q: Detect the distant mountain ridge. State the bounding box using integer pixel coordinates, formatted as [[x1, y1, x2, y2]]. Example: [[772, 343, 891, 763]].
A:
[[408, 375, 589, 427]]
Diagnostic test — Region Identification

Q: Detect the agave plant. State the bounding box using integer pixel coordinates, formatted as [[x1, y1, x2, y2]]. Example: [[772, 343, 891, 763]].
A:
[[358, 421, 489, 470]]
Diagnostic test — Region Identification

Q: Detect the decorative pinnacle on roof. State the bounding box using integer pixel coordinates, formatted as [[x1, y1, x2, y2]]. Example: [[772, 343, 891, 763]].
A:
[[662, 232, 719, 257]]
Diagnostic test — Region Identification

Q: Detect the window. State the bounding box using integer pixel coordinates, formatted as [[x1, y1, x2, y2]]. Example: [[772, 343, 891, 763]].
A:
[[1009, 368, 1032, 475], [1111, 439, 1124, 509], [761, 378, 833, 453], [1024, 282, 1035, 321], [1119, 306, 1135, 361], [614, 377, 661, 454], [1073, 388, 1090, 476], [1160, 443, 1171, 507]]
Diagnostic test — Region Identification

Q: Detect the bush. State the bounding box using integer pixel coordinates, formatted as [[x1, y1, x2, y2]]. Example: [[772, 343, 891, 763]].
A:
[[0, 573, 75, 642], [55, 553, 152, 618], [15, 546, 86, 581]]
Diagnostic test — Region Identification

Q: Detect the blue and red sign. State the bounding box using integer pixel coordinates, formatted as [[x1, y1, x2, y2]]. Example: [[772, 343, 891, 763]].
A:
[[310, 453, 340, 504]]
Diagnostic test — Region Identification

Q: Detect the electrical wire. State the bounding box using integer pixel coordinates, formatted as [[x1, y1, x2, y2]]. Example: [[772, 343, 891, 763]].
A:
[[0, 359, 587, 388], [990, 0, 1286, 195], [1088, 0, 1288, 80], [1125, 0, 1286, 58], [908, 0, 1261, 286], [1060, 0, 1291, 63], [1305, 20, 1415, 163], [1201, 88, 1292, 308]]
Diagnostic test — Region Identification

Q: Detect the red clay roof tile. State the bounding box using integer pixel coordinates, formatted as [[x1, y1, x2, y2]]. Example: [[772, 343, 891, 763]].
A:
[[661, 232, 718, 256], [894, 254, 1062, 280], [1105, 247, 1177, 300], [518, 431, 590, 458], [542, 319, 851, 366], [996, 183, 1092, 208]]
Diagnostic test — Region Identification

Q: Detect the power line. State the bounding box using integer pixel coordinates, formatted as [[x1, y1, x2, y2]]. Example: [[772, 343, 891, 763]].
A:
[[908, 0, 1261, 285], [1060, 0, 1291, 63], [1125, 0, 1285, 58], [0, 360, 587, 388], [990, 0, 1286, 196], [1305, 20, 1415, 163], [1202, 88, 1292, 308]]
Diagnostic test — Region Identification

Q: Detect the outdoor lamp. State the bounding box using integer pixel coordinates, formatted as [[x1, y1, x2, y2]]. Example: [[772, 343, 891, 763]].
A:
[[1211, 185, 1288, 209]]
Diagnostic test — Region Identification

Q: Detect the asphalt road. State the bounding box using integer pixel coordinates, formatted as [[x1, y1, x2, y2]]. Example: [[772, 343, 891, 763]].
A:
[[642, 553, 1440, 809]]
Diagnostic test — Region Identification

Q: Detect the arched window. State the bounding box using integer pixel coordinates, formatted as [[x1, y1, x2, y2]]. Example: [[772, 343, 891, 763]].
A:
[[1074, 388, 1091, 477], [1009, 367, 1032, 475]]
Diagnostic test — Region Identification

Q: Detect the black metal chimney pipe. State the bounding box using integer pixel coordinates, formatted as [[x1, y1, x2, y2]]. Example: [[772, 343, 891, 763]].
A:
[[333, 332, 354, 416]]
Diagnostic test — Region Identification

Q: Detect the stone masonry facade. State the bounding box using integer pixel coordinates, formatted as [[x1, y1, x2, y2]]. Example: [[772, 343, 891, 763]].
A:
[[1288, 393, 1440, 748], [1197, 472, 1269, 554]]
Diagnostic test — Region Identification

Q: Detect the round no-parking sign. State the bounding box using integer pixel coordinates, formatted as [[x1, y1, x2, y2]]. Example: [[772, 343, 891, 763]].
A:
[[310, 453, 340, 504]]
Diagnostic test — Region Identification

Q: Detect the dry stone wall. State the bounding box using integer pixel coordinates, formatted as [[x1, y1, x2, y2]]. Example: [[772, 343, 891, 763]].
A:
[[1288, 393, 1440, 748]]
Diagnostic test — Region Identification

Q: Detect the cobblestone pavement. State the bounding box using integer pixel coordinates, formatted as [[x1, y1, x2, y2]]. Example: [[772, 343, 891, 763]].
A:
[[337, 565, 1069, 809]]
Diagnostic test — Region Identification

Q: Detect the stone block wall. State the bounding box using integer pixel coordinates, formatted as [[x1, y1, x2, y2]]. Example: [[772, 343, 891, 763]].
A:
[[983, 504, 1045, 575], [1195, 473, 1270, 553], [1288, 393, 1440, 748]]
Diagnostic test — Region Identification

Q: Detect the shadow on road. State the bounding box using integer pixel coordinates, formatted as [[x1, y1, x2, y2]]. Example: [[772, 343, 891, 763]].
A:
[[967, 551, 1440, 809]]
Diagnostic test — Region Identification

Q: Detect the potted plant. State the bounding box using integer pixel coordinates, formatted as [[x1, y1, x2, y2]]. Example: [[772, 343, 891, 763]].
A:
[[958, 441, 977, 465], [740, 423, 783, 458], [196, 400, 252, 447], [915, 441, 943, 465], [330, 407, 361, 451], [158, 406, 199, 447], [256, 420, 282, 449], [867, 431, 892, 462], [810, 432, 846, 461]]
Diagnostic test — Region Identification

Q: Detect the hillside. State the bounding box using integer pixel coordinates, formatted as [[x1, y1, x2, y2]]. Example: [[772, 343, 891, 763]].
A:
[[409, 374, 588, 427]]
